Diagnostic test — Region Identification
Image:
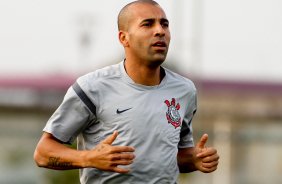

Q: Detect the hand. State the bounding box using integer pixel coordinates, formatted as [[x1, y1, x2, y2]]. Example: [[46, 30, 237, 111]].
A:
[[194, 134, 219, 173], [84, 131, 135, 173]]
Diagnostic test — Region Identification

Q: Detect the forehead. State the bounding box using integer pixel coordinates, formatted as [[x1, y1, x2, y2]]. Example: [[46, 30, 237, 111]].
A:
[[129, 3, 168, 22]]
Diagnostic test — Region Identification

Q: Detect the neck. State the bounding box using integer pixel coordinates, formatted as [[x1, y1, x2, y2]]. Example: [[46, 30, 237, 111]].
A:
[[124, 58, 164, 86]]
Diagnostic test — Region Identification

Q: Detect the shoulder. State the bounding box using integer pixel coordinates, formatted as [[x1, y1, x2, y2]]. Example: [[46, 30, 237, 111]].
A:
[[76, 62, 122, 88], [164, 67, 196, 92]]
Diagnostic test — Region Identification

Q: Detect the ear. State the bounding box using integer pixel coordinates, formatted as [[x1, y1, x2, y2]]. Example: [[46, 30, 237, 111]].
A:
[[118, 31, 129, 47]]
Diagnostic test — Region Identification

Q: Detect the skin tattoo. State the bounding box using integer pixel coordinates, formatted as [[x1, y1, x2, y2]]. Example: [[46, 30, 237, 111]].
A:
[[48, 157, 73, 168]]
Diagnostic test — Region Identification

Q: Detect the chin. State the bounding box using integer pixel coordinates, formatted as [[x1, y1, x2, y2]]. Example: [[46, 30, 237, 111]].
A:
[[148, 57, 166, 68], [154, 53, 167, 62]]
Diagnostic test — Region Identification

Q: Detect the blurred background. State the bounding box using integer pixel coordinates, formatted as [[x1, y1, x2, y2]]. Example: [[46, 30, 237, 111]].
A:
[[0, 0, 282, 184]]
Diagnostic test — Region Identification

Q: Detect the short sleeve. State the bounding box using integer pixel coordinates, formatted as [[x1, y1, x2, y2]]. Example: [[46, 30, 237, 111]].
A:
[[178, 91, 197, 148], [43, 86, 96, 144]]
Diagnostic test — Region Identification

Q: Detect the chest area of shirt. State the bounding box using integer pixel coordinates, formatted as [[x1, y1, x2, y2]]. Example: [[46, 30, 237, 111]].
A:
[[98, 91, 187, 130]]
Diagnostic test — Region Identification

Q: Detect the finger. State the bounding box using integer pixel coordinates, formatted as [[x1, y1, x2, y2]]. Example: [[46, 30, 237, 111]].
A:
[[202, 154, 220, 163], [111, 146, 135, 153], [200, 166, 218, 173], [202, 160, 219, 168], [197, 147, 217, 158], [102, 131, 118, 145], [111, 153, 135, 161], [112, 167, 131, 174], [113, 159, 134, 166], [196, 134, 208, 149]]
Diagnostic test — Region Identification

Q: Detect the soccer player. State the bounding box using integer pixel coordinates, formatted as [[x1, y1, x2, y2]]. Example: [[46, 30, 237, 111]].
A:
[[34, 0, 219, 183]]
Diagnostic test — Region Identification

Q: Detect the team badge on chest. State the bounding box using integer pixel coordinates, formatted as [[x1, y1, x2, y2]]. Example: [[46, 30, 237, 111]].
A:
[[164, 98, 181, 128]]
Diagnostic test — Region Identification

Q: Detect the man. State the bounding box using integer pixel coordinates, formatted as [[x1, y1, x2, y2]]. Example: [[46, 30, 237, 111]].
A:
[[34, 0, 219, 183]]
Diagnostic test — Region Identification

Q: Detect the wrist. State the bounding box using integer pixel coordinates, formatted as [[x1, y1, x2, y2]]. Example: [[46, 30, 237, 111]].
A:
[[79, 150, 91, 168]]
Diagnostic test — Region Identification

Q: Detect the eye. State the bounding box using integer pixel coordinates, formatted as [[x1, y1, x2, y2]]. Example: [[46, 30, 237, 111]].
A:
[[142, 22, 152, 27], [162, 22, 169, 28]]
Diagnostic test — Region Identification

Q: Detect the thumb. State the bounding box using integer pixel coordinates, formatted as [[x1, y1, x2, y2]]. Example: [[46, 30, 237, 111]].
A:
[[102, 131, 118, 145], [196, 134, 208, 149]]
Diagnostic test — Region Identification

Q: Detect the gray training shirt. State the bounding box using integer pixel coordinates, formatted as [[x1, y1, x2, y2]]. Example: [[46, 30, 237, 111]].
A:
[[44, 61, 197, 184]]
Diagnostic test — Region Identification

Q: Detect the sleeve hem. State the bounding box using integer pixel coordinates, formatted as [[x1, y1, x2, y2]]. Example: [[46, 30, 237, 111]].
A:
[[43, 129, 73, 145], [178, 141, 194, 148]]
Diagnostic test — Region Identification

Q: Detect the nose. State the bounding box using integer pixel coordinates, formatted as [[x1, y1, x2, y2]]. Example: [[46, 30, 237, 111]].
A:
[[154, 24, 165, 37]]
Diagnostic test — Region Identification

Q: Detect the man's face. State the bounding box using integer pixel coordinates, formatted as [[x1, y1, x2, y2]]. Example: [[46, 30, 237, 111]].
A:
[[125, 3, 171, 65]]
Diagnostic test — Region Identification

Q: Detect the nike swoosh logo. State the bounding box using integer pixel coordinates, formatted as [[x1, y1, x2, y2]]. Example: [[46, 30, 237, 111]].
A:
[[116, 108, 132, 114]]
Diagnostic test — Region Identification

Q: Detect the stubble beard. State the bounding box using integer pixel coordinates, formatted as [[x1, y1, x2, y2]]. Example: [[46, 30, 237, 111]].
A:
[[146, 49, 168, 68]]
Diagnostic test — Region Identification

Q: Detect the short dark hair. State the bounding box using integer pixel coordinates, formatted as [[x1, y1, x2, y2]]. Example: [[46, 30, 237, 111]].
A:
[[117, 0, 160, 31]]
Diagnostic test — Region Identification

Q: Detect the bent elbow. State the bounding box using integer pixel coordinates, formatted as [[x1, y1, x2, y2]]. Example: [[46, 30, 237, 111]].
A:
[[33, 149, 48, 168]]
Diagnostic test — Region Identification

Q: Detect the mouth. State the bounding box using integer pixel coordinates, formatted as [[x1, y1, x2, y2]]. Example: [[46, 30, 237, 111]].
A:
[[152, 41, 167, 48]]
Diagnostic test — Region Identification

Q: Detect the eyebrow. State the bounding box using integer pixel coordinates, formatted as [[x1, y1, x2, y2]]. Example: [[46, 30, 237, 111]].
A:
[[140, 18, 169, 24], [160, 18, 169, 24]]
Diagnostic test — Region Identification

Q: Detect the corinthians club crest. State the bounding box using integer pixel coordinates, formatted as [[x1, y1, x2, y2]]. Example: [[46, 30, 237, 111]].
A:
[[164, 98, 181, 128]]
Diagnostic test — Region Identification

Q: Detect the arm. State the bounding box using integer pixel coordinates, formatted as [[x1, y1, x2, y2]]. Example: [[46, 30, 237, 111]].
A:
[[177, 134, 219, 173], [177, 147, 197, 172], [34, 131, 135, 173]]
